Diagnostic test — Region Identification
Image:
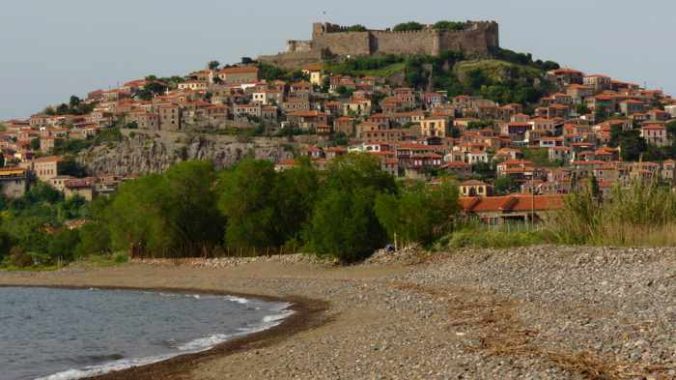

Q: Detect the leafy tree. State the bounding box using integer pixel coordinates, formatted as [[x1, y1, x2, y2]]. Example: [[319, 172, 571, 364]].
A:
[[393, 22, 425, 32], [30, 138, 41, 151], [346, 25, 368, 32], [208, 60, 220, 70], [58, 157, 87, 178], [494, 176, 519, 195], [273, 160, 319, 244], [47, 229, 81, 262], [306, 154, 396, 262], [69, 95, 82, 108], [433, 21, 466, 31], [472, 162, 495, 180], [107, 174, 170, 257], [53, 138, 92, 155], [666, 120, 676, 138], [76, 222, 111, 256], [619, 130, 647, 161], [576, 104, 590, 115], [218, 159, 279, 251], [107, 161, 224, 258], [164, 161, 224, 256], [375, 180, 459, 246]]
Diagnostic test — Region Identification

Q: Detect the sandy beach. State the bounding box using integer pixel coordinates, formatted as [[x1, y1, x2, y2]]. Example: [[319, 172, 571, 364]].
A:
[[1, 246, 674, 380]]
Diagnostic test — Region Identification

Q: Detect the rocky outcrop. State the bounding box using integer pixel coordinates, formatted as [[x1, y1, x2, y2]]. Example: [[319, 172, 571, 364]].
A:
[[79, 130, 293, 176]]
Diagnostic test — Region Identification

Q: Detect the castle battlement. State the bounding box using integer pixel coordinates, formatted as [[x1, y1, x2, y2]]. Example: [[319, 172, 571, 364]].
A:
[[259, 21, 500, 69]]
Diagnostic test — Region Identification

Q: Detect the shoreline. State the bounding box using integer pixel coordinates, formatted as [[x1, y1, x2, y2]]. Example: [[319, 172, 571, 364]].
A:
[[1, 247, 673, 379], [0, 284, 328, 380]]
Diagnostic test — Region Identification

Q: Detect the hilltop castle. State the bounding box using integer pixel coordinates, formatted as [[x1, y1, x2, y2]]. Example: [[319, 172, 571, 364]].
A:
[[259, 21, 500, 69]]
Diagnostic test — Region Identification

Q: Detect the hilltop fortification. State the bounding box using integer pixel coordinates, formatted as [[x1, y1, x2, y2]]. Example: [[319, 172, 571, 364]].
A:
[[259, 21, 499, 69]]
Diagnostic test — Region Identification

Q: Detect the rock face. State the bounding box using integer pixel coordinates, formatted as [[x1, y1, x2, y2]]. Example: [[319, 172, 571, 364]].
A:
[[79, 130, 292, 176]]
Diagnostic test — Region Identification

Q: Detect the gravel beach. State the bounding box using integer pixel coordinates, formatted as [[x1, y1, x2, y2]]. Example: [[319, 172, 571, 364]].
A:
[[1, 245, 674, 380]]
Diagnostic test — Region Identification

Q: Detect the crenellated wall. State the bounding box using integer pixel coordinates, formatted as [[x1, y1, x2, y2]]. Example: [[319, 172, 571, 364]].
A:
[[313, 31, 371, 56], [369, 30, 439, 56], [259, 21, 500, 69]]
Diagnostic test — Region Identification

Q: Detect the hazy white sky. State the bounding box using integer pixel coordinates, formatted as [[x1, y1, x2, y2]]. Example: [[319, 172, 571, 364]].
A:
[[1, 0, 674, 119]]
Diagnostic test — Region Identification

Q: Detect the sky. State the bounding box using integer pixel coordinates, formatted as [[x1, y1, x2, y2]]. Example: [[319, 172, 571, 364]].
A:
[[1, 0, 675, 120]]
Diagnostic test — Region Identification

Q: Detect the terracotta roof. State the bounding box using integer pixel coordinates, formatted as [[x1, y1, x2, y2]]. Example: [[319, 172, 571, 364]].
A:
[[219, 66, 259, 75], [460, 195, 564, 213]]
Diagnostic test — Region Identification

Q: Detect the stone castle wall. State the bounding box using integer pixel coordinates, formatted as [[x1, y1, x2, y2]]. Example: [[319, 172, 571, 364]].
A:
[[313, 32, 371, 56], [259, 21, 500, 69], [369, 30, 439, 56]]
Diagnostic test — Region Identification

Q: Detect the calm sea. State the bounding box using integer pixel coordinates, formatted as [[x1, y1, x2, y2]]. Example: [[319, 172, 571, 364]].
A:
[[0, 287, 291, 380]]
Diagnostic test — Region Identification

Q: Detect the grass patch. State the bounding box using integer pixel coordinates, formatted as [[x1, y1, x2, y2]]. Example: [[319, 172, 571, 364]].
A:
[[325, 62, 407, 78], [435, 222, 549, 250], [454, 59, 543, 84]]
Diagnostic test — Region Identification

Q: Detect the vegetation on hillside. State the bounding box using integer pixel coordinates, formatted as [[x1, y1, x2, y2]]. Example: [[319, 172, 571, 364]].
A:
[[322, 48, 558, 106], [43, 96, 95, 116]]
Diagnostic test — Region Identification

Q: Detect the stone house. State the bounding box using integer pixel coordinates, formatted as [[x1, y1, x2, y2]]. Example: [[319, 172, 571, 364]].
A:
[[32, 156, 61, 182], [640, 123, 669, 146], [583, 75, 612, 92], [286, 111, 328, 131], [157, 103, 181, 131], [459, 180, 493, 197], [218, 66, 259, 85], [420, 117, 449, 138], [0, 167, 28, 199]]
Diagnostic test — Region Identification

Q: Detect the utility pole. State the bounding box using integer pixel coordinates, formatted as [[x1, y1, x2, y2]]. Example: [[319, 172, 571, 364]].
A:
[[531, 172, 535, 230]]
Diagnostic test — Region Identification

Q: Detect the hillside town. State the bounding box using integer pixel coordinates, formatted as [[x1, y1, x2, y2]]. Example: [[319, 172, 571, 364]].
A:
[[1, 23, 675, 225]]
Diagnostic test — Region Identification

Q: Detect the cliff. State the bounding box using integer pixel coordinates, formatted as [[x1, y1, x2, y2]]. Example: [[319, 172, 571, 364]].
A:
[[78, 130, 293, 176]]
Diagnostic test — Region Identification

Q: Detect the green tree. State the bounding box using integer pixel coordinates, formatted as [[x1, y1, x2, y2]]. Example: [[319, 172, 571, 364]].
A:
[[375, 180, 459, 246], [433, 21, 466, 31], [494, 176, 518, 195], [58, 156, 87, 177], [208, 60, 220, 70], [107, 161, 224, 258], [619, 130, 647, 161], [393, 22, 424, 32], [273, 160, 319, 244], [164, 161, 224, 256], [306, 154, 396, 262], [30, 138, 41, 151], [106, 174, 170, 257], [218, 159, 279, 251], [346, 25, 367, 32], [47, 229, 81, 262]]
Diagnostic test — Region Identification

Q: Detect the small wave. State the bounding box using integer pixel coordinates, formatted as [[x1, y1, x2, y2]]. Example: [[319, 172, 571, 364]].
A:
[[35, 354, 174, 380], [224, 296, 249, 304], [36, 304, 294, 380]]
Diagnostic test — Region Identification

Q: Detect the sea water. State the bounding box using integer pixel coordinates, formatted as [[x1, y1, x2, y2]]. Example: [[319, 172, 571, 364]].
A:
[[0, 287, 292, 380]]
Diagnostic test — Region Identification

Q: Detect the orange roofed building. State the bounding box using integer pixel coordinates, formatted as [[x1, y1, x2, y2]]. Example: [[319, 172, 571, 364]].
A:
[[459, 194, 564, 225]]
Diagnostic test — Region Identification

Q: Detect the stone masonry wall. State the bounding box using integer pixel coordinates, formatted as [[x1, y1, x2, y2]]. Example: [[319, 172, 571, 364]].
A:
[[313, 32, 371, 56], [258, 21, 500, 69], [370, 30, 439, 56]]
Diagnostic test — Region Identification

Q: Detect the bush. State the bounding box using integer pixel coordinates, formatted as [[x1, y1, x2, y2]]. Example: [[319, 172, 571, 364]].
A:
[[393, 22, 424, 32], [375, 180, 459, 246], [6, 247, 33, 268], [112, 252, 129, 264], [443, 228, 546, 249], [551, 179, 676, 246]]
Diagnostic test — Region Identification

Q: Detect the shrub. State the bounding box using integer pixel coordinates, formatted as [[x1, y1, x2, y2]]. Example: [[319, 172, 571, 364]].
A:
[[551, 179, 676, 246], [113, 252, 129, 264], [6, 247, 33, 268], [444, 228, 546, 249]]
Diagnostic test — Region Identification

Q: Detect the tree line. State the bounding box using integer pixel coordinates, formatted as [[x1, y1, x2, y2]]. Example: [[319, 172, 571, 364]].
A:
[[0, 154, 461, 267]]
